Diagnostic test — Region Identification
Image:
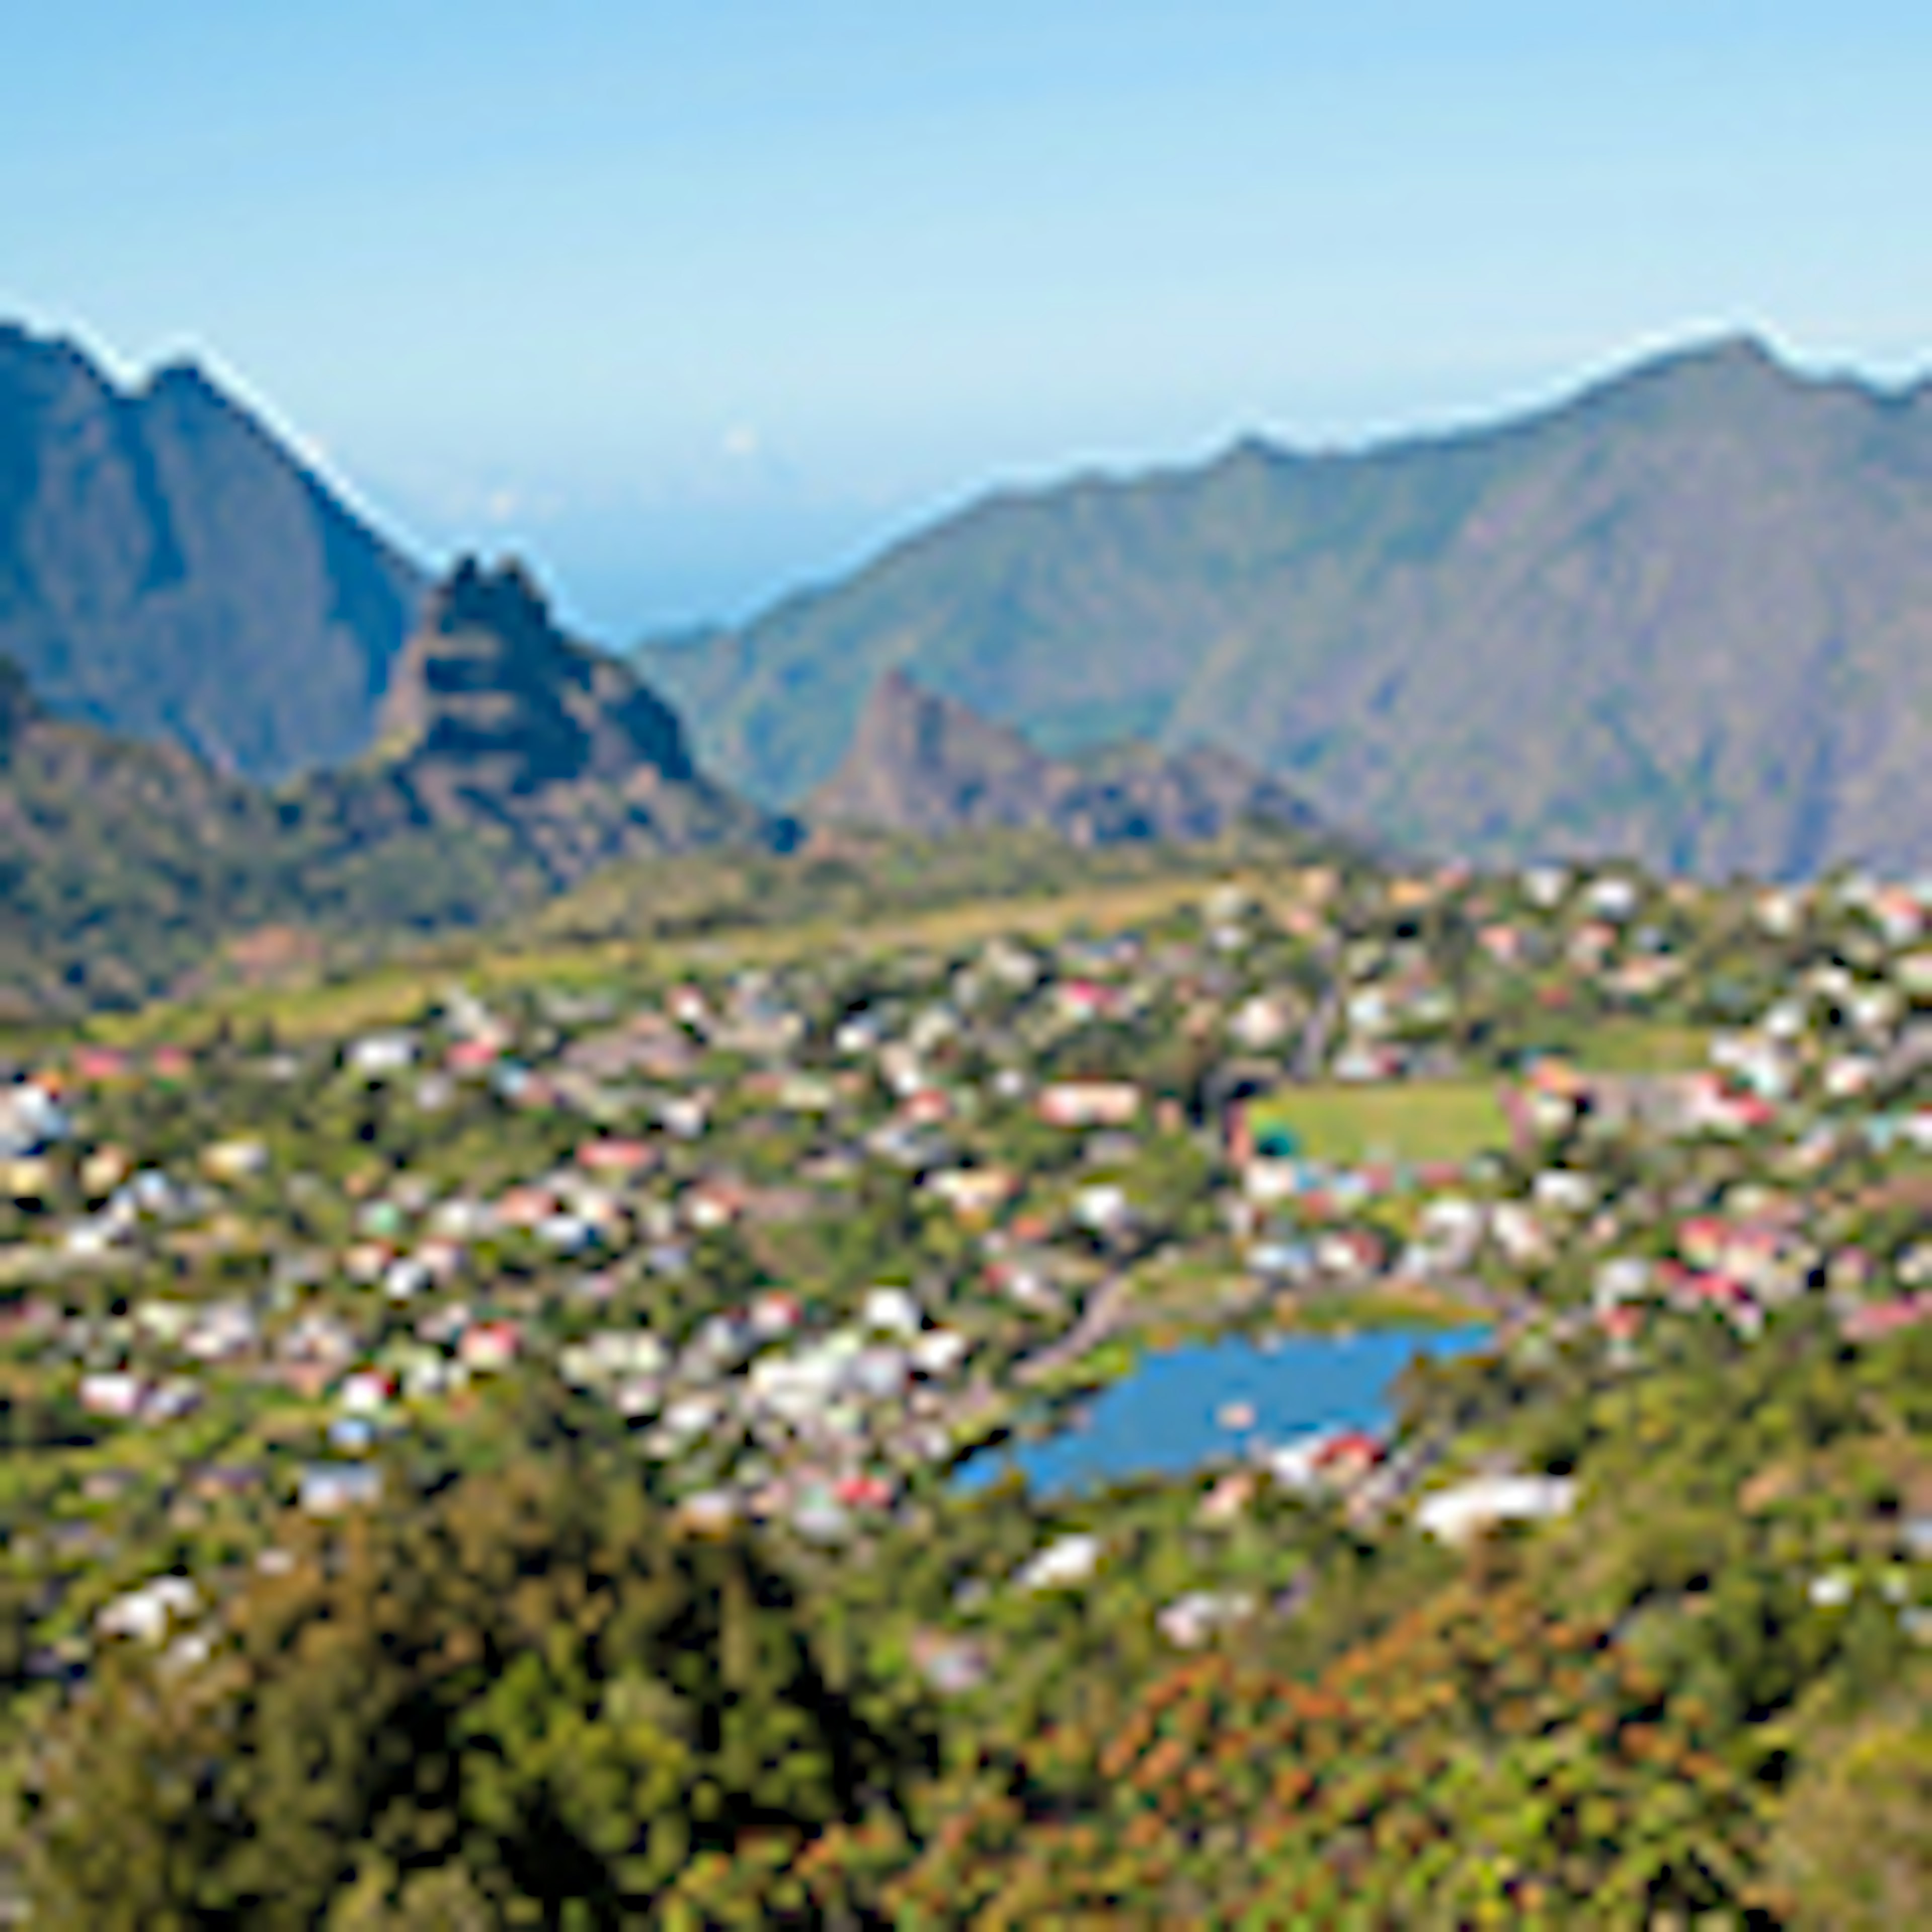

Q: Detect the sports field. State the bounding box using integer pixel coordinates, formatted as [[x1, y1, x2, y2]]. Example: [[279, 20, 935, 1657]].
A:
[[1246, 1082, 1511, 1165]]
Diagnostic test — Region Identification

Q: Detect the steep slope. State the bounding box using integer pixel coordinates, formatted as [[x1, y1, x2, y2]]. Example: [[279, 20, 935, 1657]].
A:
[[0, 650, 526, 1017], [326, 558, 777, 881], [806, 669, 1322, 845], [638, 337, 1932, 878], [1, 562, 781, 1016], [0, 323, 423, 780]]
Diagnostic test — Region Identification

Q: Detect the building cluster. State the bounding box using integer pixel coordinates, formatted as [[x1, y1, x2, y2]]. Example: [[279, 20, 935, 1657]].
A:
[[5, 856, 1932, 1677]]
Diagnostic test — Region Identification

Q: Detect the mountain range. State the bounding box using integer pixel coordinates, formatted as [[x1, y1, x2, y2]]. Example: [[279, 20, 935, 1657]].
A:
[[638, 337, 1932, 879], [12, 318, 1932, 1005]]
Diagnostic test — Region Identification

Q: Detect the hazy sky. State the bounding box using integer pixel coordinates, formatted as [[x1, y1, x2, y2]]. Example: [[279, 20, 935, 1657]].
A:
[[6, 2, 1930, 635]]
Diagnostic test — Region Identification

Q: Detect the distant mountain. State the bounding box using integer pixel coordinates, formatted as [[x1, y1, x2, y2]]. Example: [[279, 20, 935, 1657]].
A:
[[0, 323, 423, 781], [807, 670, 1323, 846], [1, 561, 783, 1016], [637, 336, 1932, 879]]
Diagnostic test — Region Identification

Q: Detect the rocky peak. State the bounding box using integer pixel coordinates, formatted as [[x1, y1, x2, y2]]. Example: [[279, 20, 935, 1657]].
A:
[[812, 670, 1056, 835], [377, 555, 696, 797], [347, 556, 771, 881], [808, 670, 1321, 846]]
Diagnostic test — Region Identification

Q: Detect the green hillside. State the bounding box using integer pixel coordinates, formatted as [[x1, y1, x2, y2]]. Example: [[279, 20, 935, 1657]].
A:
[[638, 337, 1932, 879]]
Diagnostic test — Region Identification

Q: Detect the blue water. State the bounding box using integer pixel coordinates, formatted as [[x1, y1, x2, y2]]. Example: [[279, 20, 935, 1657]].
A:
[[962, 1325, 1492, 1494]]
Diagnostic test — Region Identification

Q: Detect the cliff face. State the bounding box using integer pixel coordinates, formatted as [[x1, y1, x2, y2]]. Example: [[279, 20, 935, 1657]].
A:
[[806, 669, 1320, 846], [376, 558, 696, 795], [0, 325, 423, 780], [336, 557, 775, 880]]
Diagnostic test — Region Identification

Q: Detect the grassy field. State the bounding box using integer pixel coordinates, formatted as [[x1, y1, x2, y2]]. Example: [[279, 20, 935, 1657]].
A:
[[1248, 1082, 1511, 1166], [77, 863, 1282, 1049], [1557, 1016, 1709, 1072]]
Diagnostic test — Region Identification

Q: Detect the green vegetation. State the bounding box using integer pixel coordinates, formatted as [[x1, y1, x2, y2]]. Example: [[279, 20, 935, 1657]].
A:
[[1249, 1081, 1509, 1165], [6, 844, 1932, 1922], [68, 830, 1321, 1049], [639, 337, 1932, 880]]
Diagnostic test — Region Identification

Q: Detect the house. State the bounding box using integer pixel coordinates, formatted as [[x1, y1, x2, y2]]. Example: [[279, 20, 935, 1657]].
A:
[[1157, 1589, 1258, 1649], [0, 1079, 70, 1158], [927, 1166, 1017, 1220], [1056, 979, 1124, 1023], [80, 1145, 131, 1196], [70, 1046, 131, 1084], [1415, 1473, 1577, 1544], [1036, 1081, 1142, 1129], [97, 1575, 198, 1644], [494, 1185, 557, 1230], [1015, 1533, 1104, 1592], [1229, 994, 1296, 1051], [201, 1138, 268, 1183], [459, 1321, 523, 1372], [338, 1369, 394, 1415], [666, 985, 711, 1030], [1840, 1297, 1932, 1343], [1477, 923, 1526, 966], [900, 1086, 953, 1128], [348, 1032, 417, 1078], [684, 1177, 747, 1231], [445, 1036, 503, 1075], [1312, 1430, 1385, 1486], [750, 1290, 804, 1339], [909, 1629, 990, 1694], [78, 1371, 144, 1419], [572, 1128, 657, 1174], [299, 1464, 383, 1515], [1073, 1183, 1133, 1235]]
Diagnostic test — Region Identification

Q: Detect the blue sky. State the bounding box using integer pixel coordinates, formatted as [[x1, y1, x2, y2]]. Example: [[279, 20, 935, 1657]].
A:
[[5, 2, 1930, 636]]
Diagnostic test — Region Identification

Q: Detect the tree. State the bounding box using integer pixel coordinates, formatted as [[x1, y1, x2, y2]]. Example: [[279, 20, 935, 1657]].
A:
[[1764, 1692, 1932, 1929], [21, 1448, 935, 1926]]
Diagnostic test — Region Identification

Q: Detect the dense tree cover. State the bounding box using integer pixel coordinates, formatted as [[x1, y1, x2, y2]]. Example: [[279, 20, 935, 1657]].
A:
[[11, 1311, 1931, 1925], [17, 1445, 934, 1927], [799, 1584, 1763, 1928]]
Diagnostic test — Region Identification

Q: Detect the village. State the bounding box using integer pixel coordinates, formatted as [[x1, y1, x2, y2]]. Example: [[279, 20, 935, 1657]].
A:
[[5, 849, 1932, 1714]]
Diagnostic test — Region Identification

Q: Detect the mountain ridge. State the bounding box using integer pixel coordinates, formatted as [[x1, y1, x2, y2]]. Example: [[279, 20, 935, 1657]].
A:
[[636, 334, 1932, 878], [0, 323, 424, 781]]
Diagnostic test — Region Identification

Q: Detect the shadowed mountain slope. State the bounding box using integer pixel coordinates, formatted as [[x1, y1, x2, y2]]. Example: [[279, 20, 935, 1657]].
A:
[[639, 337, 1932, 878], [0, 324, 423, 781], [0, 652, 481, 1016], [2, 561, 782, 1016]]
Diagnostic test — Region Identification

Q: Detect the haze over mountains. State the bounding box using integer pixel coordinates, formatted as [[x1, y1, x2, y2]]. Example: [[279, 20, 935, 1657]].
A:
[[640, 337, 1932, 879], [11, 320, 1932, 922]]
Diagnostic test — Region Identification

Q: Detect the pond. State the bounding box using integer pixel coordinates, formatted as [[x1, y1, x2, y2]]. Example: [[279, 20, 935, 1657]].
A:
[[961, 1325, 1492, 1494]]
